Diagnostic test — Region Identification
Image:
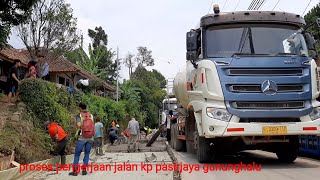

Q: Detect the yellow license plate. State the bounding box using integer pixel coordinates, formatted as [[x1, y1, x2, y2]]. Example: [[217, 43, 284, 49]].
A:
[[262, 126, 288, 135]]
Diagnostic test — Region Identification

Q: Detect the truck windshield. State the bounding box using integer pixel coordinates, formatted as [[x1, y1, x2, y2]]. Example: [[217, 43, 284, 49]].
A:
[[205, 24, 309, 58], [163, 103, 177, 111]]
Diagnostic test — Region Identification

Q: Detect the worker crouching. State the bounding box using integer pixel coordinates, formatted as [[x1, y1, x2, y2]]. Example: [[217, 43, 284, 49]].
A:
[[44, 121, 69, 171]]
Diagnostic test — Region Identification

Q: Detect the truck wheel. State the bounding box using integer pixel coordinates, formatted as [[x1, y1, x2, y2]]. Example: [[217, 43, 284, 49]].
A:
[[174, 124, 184, 151], [276, 136, 299, 163], [194, 124, 211, 163]]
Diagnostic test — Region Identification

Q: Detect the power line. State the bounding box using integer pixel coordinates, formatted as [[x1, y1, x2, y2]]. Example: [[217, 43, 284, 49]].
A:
[[248, 0, 259, 10], [272, 0, 281, 10], [257, 0, 266, 10], [208, 0, 214, 14], [248, 0, 266, 10], [259, 0, 267, 9], [234, 0, 240, 11], [302, 0, 313, 16], [222, 0, 228, 11]]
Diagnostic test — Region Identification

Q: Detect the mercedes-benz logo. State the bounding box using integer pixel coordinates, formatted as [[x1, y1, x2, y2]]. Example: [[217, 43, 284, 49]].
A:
[[261, 80, 278, 96]]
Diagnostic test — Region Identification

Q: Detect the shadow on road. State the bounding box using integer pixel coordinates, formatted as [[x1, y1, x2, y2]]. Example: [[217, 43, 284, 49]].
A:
[[179, 150, 320, 170]]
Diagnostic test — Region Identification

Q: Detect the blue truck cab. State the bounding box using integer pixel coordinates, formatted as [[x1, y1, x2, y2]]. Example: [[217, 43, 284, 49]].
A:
[[176, 6, 320, 163]]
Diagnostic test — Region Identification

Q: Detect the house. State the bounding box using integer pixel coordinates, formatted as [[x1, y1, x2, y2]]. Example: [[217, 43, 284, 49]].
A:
[[0, 48, 115, 96]]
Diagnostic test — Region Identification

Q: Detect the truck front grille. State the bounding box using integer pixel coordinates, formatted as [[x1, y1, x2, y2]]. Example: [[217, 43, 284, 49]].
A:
[[232, 101, 304, 109], [239, 117, 301, 123], [230, 84, 303, 93], [228, 68, 303, 76]]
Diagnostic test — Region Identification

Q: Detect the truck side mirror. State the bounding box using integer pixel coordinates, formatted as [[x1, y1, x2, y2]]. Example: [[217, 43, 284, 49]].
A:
[[186, 31, 199, 60], [304, 33, 316, 50], [186, 31, 198, 51]]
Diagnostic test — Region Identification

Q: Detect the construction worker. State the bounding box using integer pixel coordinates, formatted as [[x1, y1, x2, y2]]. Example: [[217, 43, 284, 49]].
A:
[[127, 117, 140, 152], [94, 116, 104, 155], [44, 121, 69, 171], [69, 102, 95, 176]]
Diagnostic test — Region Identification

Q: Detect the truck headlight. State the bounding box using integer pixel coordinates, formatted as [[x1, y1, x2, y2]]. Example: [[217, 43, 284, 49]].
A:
[[206, 107, 231, 121], [309, 107, 320, 120]]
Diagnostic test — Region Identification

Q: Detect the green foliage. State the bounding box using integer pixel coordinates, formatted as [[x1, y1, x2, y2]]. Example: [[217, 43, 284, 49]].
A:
[[0, 112, 51, 164], [88, 26, 108, 49], [135, 46, 155, 67], [81, 94, 128, 126], [0, 0, 38, 48], [19, 78, 73, 129], [122, 67, 167, 128], [18, 0, 80, 57], [304, 3, 320, 51], [75, 44, 106, 78], [88, 26, 118, 84]]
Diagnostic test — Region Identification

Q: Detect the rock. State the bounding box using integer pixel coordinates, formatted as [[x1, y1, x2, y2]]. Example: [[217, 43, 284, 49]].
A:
[[17, 102, 26, 108], [17, 102, 26, 112], [11, 113, 21, 121]]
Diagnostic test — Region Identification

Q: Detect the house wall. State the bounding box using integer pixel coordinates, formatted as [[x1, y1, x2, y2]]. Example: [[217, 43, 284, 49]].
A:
[[49, 72, 86, 88]]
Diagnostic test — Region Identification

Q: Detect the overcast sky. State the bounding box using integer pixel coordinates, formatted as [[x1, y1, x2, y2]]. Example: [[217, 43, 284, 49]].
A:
[[8, 0, 320, 82]]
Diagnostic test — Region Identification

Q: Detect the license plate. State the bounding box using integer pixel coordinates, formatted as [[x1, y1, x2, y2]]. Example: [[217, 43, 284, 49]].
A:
[[262, 126, 287, 135]]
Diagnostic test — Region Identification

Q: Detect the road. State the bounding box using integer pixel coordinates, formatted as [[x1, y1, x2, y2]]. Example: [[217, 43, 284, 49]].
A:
[[172, 150, 320, 180]]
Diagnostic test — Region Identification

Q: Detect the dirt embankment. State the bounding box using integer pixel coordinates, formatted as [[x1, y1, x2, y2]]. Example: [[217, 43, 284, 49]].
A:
[[0, 101, 75, 171]]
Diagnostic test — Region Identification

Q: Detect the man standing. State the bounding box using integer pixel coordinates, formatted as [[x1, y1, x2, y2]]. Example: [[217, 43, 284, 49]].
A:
[[127, 117, 140, 152], [94, 117, 104, 156], [7, 59, 21, 105], [44, 121, 69, 171], [36, 54, 50, 80], [69, 103, 95, 176]]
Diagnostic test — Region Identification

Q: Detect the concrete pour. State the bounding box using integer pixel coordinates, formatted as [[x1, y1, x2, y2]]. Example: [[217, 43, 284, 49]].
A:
[[20, 142, 174, 180]]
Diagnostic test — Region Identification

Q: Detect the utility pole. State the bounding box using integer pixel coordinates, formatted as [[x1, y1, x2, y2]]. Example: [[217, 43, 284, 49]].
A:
[[116, 46, 119, 102]]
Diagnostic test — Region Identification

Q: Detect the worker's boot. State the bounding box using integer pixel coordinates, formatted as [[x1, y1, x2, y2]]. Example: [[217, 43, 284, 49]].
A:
[[99, 147, 104, 156], [61, 155, 66, 166]]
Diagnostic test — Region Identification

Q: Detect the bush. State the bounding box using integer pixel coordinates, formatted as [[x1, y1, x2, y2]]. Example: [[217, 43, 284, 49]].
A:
[[19, 79, 73, 129]]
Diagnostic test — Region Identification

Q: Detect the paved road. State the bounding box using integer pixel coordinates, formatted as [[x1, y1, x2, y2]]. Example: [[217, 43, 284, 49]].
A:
[[24, 152, 173, 180], [172, 150, 320, 180]]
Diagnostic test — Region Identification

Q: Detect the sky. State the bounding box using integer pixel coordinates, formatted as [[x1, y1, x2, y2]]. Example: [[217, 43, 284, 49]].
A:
[[8, 0, 320, 83]]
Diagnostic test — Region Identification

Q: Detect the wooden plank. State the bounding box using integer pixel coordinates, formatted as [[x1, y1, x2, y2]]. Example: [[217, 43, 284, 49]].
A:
[[11, 161, 20, 167]]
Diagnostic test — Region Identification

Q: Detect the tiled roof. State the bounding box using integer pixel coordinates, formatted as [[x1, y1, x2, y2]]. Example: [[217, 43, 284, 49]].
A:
[[0, 48, 116, 91], [0, 48, 30, 66]]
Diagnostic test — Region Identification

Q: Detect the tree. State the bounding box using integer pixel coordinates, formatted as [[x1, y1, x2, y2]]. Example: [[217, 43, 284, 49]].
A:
[[17, 0, 79, 59], [75, 44, 105, 78], [0, 0, 38, 48], [87, 26, 118, 84], [88, 26, 108, 49], [152, 69, 166, 88], [304, 3, 320, 51], [128, 66, 166, 127], [124, 52, 135, 78], [135, 46, 155, 67]]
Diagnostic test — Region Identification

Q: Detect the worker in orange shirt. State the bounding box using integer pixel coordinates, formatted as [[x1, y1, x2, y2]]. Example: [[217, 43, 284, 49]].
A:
[[44, 121, 69, 171]]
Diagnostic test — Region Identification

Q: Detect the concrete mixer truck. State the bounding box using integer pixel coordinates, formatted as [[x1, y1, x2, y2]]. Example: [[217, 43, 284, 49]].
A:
[[170, 5, 320, 163]]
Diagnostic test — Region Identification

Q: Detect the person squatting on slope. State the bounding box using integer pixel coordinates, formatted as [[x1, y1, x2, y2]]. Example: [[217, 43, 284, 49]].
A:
[[44, 121, 69, 171]]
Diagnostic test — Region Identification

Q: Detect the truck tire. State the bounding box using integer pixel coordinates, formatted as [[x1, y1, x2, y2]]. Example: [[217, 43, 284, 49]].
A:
[[276, 136, 299, 163], [194, 124, 211, 163]]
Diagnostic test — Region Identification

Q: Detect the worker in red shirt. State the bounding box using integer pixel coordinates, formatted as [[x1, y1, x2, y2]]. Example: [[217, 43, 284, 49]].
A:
[[44, 121, 69, 170]]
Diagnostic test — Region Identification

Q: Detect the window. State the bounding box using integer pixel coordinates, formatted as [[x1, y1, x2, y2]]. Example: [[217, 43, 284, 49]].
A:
[[58, 76, 65, 85], [205, 24, 308, 57]]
